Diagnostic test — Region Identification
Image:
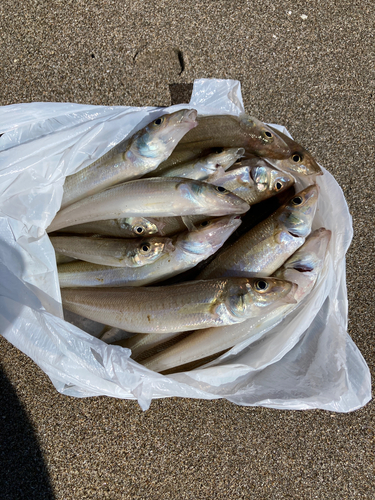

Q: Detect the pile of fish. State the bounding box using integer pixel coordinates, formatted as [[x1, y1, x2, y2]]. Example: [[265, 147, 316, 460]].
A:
[[48, 108, 331, 375]]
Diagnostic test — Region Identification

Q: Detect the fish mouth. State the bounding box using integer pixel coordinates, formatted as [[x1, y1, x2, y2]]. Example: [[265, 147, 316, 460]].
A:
[[284, 283, 298, 304], [306, 183, 319, 197], [182, 109, 198, 125], [173, 109, 198, 128], [231, 195, 250, 213], [235, 147, 246, 157], [283, 282, 298, 304], [293, 263, 314, 272], [288, 229, 302, 238], [297, 155, 322, 176]]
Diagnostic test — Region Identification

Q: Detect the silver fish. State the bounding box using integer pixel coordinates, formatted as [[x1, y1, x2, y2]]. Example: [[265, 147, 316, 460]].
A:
[[205, 164, 295, 205], [53, 217, 164, 238], [140, 277, 298, 372], [273, 227, 331, 301], [148, 227, 331, 373], [48, 177, 249, 232], [57, 215, 242, 288], [56, 215, 213, 239], [197, 184, 319, 280], [158, 148, 245, 180], [266, 126, 323, 176], [61, 109, 198, 208], [176, 114, 291, 159], [61, 277, 297, 335], [50, 235, 174, 267]]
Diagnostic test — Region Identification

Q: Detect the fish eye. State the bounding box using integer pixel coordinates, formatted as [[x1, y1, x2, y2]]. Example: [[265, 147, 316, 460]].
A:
[[140, 243, 151, 254], [292, 153, 302, 162], [154, 117, 164, 126], [215, 185, 228, 193], [262, 130, 274, 142], [254, 280, 269, 292], [275, 181, 283, 191], [200, 220, 210, 227], [292, 196, 303, 205], [135, 226, 145, 234]]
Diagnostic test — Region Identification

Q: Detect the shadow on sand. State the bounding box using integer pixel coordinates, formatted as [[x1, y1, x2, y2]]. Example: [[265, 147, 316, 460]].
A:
[[0, 362, 55, 500]]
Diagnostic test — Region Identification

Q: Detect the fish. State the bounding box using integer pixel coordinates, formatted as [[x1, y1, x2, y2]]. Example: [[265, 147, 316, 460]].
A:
[[242, 128, 322, 176], [152, 227, 331, 373], [53, 215, 216, 239], [157, 147, 245, 180], [61, 277, 297, 335], [150, 146, 208, 174], [175, 114, 292, 159], [61, 109, 198, 208], [57, 215, 242, 288], [50, 235, 174, 267], [205, 163, 295, 206], [139, 277, 298, 372], [152, 184, 297, 287], [197, 184, 319, 280], [47, 177, 250, 232], [52, 217, 164, 238], [273, 227, 331, 301]]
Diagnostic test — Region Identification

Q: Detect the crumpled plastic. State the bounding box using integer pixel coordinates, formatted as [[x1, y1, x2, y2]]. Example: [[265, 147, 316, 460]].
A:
[[0, 79, 371, 412]]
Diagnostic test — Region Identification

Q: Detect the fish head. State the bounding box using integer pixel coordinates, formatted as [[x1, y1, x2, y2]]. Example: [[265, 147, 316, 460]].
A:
[[226, 277, 298, 319], [274, 228, 331, 300], [132, 109, 198, 161], [131, 237, 175, 266], [285, 149, 322, 176], [124, 217, 161, 237], [208, 147, 245, 170], [278, 184, 319, 238], [239, 115, 291, 159], [205, 166, 251, 196], [187, 180, 250, 215], [250, 165, 295, 195], [266, 126, 323, 176], [272, 152, 323, 176], [281, 227, 331, 273], [181, 215, 242, 255]]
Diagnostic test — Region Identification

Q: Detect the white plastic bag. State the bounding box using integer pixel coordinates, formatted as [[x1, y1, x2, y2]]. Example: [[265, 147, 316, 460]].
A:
[[0, 79, 371, 411]]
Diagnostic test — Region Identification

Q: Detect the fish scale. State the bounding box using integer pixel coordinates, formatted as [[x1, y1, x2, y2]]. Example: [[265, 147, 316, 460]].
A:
[[205, 165, 295, 206], [140, 277, 298, 373], [57, 215, 242, 288], [61, 109, 198, 208], [50, 235, 173, 268], [48, 177, 249, 233], [159, 147, 244, 180], [175, 114, 291, 159], [62, 279, 243, 334], [197, 184, 319, 279], [197, 215, 291, 279], [53, 217, 162, 238]]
